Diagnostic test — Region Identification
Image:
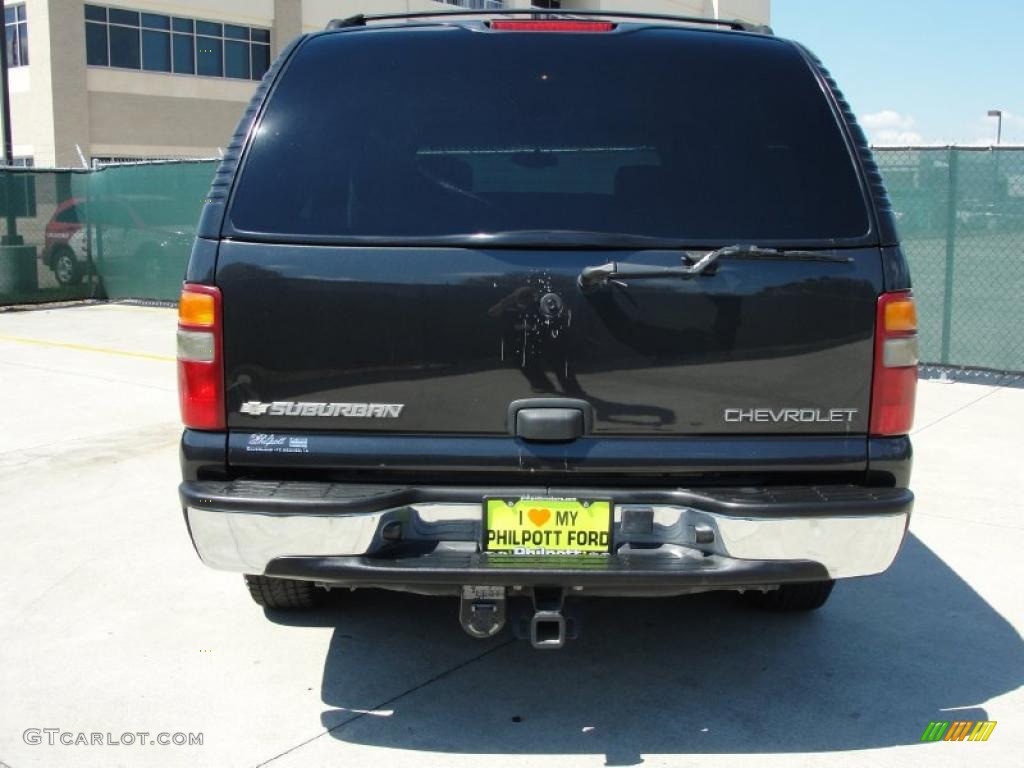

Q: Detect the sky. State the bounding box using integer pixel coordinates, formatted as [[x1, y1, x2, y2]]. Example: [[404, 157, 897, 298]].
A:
[[772, 0, 1024, 146]]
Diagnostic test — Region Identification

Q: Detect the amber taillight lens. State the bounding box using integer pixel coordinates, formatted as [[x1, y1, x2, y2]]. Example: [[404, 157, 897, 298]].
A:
[[870, 291, 918, 436], [177, 284, 224, 430]]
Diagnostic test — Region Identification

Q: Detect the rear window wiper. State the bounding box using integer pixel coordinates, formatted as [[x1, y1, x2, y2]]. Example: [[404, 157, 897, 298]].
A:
[[578, 245, 853, 291]]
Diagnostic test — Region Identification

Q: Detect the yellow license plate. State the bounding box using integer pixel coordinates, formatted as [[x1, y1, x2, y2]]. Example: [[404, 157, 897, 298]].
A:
[[484, 498, 612, 555]]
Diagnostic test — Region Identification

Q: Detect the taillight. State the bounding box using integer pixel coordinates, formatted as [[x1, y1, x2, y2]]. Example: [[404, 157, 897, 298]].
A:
[[870, 291, 918, 436], [177, 284, 225, 430], [489, 20, 615, 32]]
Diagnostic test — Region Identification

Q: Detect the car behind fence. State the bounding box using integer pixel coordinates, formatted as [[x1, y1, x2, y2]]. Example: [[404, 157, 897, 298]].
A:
[[0, 161, 214, 304], [0, 148, 1022, 373]]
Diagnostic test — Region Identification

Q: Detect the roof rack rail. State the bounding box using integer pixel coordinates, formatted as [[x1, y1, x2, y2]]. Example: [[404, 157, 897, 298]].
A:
[[326, 9, 772, 35]]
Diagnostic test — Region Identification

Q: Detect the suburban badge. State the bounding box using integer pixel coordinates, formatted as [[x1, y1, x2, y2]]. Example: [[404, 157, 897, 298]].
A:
[[240, 401, 405, 418]]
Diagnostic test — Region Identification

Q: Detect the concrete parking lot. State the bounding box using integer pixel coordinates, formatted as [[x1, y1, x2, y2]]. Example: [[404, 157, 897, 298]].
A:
[[0, 303, 1021, 768]]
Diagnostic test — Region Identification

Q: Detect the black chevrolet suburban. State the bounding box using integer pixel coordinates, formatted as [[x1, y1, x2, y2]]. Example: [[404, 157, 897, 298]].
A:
[[177, 10, 917, 649]]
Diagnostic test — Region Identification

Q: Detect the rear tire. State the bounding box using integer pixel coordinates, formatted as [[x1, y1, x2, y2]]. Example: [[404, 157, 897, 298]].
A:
[[745, 580, 835, 612], [244, 574, 323, 610], [52, 247, 83, 286]]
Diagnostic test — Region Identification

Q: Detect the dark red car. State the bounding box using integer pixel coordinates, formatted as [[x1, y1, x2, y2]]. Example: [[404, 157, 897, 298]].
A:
[[42, 197, 89, 286], [42, 195, 195, 286]]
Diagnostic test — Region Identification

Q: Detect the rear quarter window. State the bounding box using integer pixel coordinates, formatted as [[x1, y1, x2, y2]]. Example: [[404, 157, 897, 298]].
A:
[[228, 27, 870, 243]]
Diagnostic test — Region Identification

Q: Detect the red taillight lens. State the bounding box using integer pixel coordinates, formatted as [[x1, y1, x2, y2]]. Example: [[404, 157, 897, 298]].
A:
[[870, 291, 918, 436], [490, 20, 615, 32], [177, 284, 224, 430]]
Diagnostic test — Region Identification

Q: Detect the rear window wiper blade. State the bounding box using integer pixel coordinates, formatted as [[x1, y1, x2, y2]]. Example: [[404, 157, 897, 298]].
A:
[[578, 245, 853, 291]]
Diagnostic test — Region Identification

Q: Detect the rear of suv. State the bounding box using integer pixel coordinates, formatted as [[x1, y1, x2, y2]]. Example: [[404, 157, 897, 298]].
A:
[[178, 10, 916, 649]]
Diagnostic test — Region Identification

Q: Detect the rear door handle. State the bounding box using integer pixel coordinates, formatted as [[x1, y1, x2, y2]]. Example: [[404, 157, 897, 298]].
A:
[[507, 398, 593, 442]]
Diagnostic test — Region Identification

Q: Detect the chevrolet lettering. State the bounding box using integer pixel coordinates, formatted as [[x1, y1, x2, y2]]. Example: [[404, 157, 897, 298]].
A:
[[724, 408, 859, 424]]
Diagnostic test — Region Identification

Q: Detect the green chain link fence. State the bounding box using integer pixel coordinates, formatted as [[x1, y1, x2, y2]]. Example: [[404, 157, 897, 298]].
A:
[[0, 168, 92, 303], [1, 150, 1022, 372], [0, 160, 215, 304], [875, 147, 1024, 373]]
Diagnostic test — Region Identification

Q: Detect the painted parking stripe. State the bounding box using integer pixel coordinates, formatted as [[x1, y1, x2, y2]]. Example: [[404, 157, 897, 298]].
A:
[[0, 334, 175, 363]]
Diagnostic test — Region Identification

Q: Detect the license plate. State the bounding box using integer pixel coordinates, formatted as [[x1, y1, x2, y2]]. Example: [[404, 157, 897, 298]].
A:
[[484, 498, 612, 556]]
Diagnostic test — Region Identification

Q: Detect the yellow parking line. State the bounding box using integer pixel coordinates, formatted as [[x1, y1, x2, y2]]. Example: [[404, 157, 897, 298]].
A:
[[0, 334, 175, 363], [98, 305, 176, 314]]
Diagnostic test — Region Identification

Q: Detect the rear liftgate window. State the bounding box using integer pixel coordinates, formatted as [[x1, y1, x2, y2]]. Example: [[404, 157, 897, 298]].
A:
[[229, 28, 870, 242]]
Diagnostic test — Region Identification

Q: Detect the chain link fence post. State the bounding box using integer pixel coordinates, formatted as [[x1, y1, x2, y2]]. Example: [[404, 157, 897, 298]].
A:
[[939, 147, 959, 366]]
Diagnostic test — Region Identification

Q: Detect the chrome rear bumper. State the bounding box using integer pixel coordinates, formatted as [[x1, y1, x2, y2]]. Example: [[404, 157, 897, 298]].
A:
[[183, 481, 911, 582]]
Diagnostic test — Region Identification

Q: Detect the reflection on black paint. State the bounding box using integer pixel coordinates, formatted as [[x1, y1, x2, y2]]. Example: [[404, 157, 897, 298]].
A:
[[218, 243, 883, 435]]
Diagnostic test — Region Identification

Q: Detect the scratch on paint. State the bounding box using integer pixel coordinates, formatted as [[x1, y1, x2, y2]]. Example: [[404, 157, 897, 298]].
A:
[[500, 338, 505, 361]]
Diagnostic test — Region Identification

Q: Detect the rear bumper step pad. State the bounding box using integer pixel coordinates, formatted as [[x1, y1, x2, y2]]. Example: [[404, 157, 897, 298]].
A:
[[266, 551, 831, 588]]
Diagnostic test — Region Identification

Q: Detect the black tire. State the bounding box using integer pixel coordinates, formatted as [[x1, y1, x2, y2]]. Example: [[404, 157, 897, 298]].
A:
[[244, 574, 323, 610], [745, 580, 835, 612], [52, 247, 83, 286]]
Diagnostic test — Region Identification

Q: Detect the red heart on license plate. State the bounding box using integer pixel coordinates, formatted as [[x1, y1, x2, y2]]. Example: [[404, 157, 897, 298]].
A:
[[528, 508, 551, 527]]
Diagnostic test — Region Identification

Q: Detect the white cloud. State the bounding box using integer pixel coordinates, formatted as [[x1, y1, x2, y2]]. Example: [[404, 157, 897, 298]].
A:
[[860, 110, 915, 131], [859, 110, 923, 146]]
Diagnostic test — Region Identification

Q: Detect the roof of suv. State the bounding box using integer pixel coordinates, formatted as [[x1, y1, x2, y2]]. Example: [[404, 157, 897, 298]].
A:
[[322, 9, 774, 36]]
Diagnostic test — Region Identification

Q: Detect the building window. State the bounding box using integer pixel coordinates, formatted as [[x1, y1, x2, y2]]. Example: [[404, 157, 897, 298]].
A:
[[110, 22, 141, 69], [84, 4, 270, 81], [4, 4, 28, 68], [196, 35, 223, 77], [173, 30, 194, 75]]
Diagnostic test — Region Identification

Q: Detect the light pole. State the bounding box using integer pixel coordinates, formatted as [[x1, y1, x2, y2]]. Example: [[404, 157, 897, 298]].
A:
[[0, 0, 13, 166], [987, 109, 1003, 146], [0, 0, 23, 247]]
